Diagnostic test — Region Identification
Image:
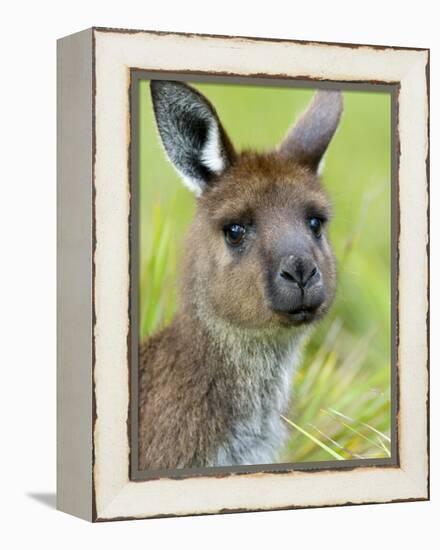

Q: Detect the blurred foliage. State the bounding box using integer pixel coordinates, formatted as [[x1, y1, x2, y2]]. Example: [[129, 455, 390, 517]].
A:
[[138, 80, 391, 462]]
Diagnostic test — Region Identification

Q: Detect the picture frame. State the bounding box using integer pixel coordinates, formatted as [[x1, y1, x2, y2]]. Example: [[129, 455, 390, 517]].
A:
[[57, 27, 429, 522]]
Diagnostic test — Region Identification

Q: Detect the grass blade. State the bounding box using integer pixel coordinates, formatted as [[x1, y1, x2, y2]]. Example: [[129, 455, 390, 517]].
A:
[[322, 408, 390, 456], [281, 415, 345, 461]]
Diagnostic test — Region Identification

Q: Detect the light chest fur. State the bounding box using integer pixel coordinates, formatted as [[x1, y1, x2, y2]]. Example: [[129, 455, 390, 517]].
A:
[[212, 332, 303, 466]]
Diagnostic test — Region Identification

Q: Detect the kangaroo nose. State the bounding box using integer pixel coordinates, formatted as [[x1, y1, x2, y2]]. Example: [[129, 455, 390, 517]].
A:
[[279, 255, 318, 289]]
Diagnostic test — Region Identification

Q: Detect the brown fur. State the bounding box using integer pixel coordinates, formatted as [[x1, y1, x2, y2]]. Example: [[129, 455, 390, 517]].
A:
[[139, 84, 342, 470], [139, 153, 336, 470]]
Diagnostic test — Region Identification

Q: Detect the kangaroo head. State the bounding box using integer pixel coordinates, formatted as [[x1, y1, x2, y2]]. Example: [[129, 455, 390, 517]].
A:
[[150, 81, 342, 332]]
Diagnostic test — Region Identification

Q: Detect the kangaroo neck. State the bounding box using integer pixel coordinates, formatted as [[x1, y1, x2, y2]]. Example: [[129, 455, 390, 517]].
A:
[[177, 294, 306, 380]]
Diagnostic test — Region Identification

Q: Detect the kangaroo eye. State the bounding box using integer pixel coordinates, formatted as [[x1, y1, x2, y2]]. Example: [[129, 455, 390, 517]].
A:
[[309, 217, 323, 238], [224, 224, 246, 246]]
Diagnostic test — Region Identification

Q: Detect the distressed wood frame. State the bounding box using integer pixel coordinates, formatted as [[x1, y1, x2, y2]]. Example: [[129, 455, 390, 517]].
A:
[[57, 27, 429, 522]]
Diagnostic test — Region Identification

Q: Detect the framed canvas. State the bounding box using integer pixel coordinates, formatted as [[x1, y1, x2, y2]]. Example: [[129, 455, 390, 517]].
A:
[[57, 27, 429, 522]]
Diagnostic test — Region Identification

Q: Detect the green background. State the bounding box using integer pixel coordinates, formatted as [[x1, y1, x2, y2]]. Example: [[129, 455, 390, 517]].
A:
[[138, 80, 392, 463]]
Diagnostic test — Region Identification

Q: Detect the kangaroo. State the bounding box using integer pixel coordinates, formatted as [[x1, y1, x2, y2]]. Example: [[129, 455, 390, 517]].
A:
[[138, 81, 342, 470]]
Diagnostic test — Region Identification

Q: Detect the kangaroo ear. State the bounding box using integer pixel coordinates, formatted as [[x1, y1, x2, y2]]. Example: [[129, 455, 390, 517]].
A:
[[278, 90, 343, 171], [150, 80, 235, 196]]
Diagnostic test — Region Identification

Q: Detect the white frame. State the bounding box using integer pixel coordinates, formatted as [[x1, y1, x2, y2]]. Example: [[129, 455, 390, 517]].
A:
[[57, 27, 429, 522]]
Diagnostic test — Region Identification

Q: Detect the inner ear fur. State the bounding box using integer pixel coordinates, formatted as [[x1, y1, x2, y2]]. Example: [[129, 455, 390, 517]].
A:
[[150, 80, 236, 196]]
